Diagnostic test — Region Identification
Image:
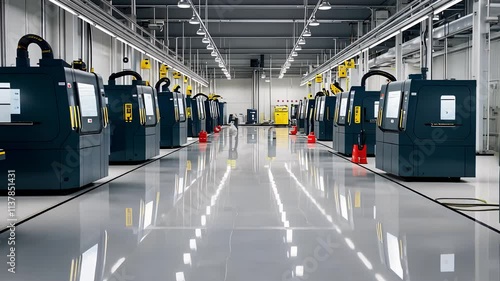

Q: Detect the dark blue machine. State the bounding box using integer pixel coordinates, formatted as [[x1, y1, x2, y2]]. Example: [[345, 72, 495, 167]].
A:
[[246, 109, 258, 124], [105, 71, 160, 163], [314, 94, 337, 141], [0, 34, 109, 191], [376, 79, 476, 179], [190, 93, 207, 136], [205, 99, 219, 133], [333, 71, 396, 156], [156, 78, 187, 148], [303, 98, 315, 135], [218, 101, 227, 125]]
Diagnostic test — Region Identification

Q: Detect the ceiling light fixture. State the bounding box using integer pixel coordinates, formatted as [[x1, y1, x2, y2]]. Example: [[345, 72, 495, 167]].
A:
[[298, 38, 306, 45], [189, 14, 200, 25], [177, 0, 191, 8], [202, 36, 210, 44], [292, 51, 298, 57], [206, 44, 214, 50], [196, 26, 206, 36], [310, 17, 320, 27], [295, 45, 302, 51], [289, 57, 295, 62], [318, 0, 332, 10], [303, 28, 312, 37], [211, 50, 217, 56]]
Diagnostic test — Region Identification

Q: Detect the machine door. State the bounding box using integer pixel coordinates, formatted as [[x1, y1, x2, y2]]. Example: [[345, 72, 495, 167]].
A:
[[75, 81, 103, 134], [337, 92, 351, 126], [177, 94, 187, 122], [318, 96, 326, 121], [380, 85, 404, 132], [197, 97, 206, 120], [173, 94, 180, 122], [141, 87, 158, 127], [413, 84, 472, 140]]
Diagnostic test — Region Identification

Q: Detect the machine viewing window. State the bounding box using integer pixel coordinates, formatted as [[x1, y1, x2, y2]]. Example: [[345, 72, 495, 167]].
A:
[[440, 95, 456, 120], [374, 101, 380, 119], [77, 83, 99, 117], [385, 91, 402, 119], [198, 98, 205, 119], [143, 93, 155, 116], [339, 97, 348, 117], [178, 96, 186, 121], [318, 98, 325, 120]]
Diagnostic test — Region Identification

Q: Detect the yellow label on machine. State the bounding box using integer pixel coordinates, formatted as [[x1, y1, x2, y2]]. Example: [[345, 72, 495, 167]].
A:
[[184, 76, 188, 84], [187, 160, 192, 171], [124, 103, 133, 122], [141, 59, 151, 69], [125, 208, 133, 226], [307, 81, 312, 86], [186, 107, 192, 118], [354, 106, 361, 124], [315, 74, 323, 83]]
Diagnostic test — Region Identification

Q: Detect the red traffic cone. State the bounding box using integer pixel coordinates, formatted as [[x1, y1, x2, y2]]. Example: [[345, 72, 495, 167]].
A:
[[351, 144, 360, 163], [358, 145, 368, 164], [199, 130, 208, 143], [290, 125, 298, 135], [307, 131, 316, 143]]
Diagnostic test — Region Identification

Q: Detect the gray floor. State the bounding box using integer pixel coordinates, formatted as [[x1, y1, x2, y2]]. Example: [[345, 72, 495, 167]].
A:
[[0, 127, 499, 281]]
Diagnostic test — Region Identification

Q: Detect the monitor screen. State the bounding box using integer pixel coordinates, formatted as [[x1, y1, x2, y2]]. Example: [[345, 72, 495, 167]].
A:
[[385, 91, 402, 119]]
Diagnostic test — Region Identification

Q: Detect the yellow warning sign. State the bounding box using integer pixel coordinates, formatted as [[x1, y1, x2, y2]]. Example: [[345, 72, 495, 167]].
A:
[[187, 160, 192, 171], [354, 106, 361, 124], [125, 208, 133, 226]]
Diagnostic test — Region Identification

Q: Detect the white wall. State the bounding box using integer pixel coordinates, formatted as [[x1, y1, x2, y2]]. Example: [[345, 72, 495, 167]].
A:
[[213, 78, 252, 117], [214, 76, 308, 122]]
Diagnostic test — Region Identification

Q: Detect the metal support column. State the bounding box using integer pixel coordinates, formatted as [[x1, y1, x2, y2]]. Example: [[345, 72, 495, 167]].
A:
[[0, 0, 6, 66], [395, 33, 403, 80], [426, 16, 433, 79], [41, 0, 46, 39], [472, 0, 490, 153]]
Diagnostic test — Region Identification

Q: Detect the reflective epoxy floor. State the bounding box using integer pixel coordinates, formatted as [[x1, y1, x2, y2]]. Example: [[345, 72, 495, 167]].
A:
[[0, 127, 499, 281]]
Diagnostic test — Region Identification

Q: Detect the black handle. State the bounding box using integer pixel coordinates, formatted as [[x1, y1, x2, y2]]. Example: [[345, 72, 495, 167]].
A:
[[361, 70, 396, 88], [155, 77, 171, 92], [108, 70, 142, 82], [16, 34, 54, 67]]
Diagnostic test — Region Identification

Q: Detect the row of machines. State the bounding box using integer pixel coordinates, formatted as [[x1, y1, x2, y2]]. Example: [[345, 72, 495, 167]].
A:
[[298, 97, 316, 135], [0, 34, 219, 191], [325, 69, 476, 180]]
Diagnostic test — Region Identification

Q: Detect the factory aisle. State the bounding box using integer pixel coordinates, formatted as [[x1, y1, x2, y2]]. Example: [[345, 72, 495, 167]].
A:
[[0, 127, 499, 281]]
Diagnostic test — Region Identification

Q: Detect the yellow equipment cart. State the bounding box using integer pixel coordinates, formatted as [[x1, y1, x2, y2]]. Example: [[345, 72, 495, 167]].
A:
[[274, 105, 289, 125]]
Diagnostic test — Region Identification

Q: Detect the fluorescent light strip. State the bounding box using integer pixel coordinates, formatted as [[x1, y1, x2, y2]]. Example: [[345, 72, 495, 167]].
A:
[[370, 31, 400, 49], [94, 24, 115, 37], [401, 15, 429, 32], [78, 15, 94, 25], [434, 0, 463, 15], [48, 0, 77, 15]]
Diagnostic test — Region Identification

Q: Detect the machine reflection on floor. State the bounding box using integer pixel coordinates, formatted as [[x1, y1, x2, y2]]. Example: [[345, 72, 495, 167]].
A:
[[0, 127, 498, 281]]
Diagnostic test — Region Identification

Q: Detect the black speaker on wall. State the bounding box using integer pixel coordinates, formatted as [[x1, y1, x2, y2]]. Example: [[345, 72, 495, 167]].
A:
[[250, 59, 260, 67]]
